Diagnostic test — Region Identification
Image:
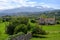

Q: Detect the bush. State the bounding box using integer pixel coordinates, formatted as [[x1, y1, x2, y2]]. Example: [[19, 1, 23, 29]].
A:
[[6, 17, 47, 36], [14, 24, 27, 34], [15, 17, 29, 25], [6, 23, 15, 35], [31, 20, 36, 23], [57, 21, 60, 24], [6, 17, 29, 35], [27, 24, 32, 31], [32, 24, 47, 35]]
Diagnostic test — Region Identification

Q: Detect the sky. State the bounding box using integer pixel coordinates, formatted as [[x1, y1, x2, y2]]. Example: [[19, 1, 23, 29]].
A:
[[0, 0, 60, 10]]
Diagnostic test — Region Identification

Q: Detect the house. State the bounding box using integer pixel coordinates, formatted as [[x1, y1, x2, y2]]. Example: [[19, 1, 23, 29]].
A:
[[39, 18, 45, 25], [38, 18, 55, 25]]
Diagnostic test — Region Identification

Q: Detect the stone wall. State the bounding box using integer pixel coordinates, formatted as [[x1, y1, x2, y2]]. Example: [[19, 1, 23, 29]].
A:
[[11, 32, 32, 40]]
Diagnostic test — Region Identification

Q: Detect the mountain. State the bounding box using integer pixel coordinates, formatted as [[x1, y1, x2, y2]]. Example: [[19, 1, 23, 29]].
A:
[[0, 7, 54, 16]]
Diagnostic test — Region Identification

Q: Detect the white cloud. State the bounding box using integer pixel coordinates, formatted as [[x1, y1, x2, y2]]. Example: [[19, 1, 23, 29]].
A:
[[0, 0, 36, 10], [40, 3, 51, 8], [0, 0, 53, 10]]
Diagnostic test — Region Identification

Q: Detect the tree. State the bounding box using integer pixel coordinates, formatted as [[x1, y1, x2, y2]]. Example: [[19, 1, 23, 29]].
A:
[[6, 23, 15, 35], [27, 23, 32, 31], [40, 14, 47, 18], [14, 24, 27, 34], [32, 24, 47, 35], [6, 17, 29, 35], [31, 19, 36, 23]]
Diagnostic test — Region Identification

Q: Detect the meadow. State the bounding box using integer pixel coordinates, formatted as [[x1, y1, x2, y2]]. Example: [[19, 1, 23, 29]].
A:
[[30, 24, 60, 40], [0, 22, 60, 40], [0, 22, 9, 40]]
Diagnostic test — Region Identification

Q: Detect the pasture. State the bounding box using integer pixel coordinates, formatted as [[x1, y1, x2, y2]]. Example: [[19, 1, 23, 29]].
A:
[[30, 24, 60, 40], [0, 22, 60, 40], [0, 22, 9, 40]]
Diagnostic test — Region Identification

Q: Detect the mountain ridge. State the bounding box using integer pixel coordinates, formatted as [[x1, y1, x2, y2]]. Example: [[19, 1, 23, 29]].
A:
[[0, 7, 55, 16]]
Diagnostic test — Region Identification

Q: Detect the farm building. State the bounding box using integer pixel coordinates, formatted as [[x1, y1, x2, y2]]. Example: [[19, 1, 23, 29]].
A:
[[38, 18, 55, 25]]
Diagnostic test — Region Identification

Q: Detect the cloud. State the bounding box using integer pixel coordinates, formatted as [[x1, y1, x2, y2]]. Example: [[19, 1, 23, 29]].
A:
[[38, 3, 51, 8], [0, 0, 36, 10], [0, 0, 53, 10]]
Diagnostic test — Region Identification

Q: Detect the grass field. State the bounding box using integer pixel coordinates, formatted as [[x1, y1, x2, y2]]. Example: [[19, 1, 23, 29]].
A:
[[30, 24, 60, 40], [0, 22, 60, 40], [30, 33, 60, 40], [0, 22, 9, 40]]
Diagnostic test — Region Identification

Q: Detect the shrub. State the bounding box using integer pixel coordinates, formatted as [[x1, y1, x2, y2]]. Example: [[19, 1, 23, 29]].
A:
[[20, 17, 29, 25], [31, 20, 36, 23], [57, 21, 60, 24], [6, 23, 15, 35], [6, 17, 29, 35], [32, 24, 47, 35], [27, 24, 32, 31], [14, 24, 27, 34]]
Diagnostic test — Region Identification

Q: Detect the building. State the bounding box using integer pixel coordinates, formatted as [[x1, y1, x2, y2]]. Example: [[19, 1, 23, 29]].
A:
[[38, 18, 55, 25]]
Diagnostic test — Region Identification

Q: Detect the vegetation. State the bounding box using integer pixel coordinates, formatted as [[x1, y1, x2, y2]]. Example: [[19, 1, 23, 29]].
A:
[[0, 22, 9, 40], [30, 24, 60, 40], [0, 10, 60, 40]]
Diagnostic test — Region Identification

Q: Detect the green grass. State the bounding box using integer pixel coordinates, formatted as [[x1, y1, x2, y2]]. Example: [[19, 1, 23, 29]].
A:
[[30, 24, 60, 40], [0, 21, 60, 40], [0, 22, 9, 40], [30, 33, 60, 40], [42, 24, 60, 31]]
